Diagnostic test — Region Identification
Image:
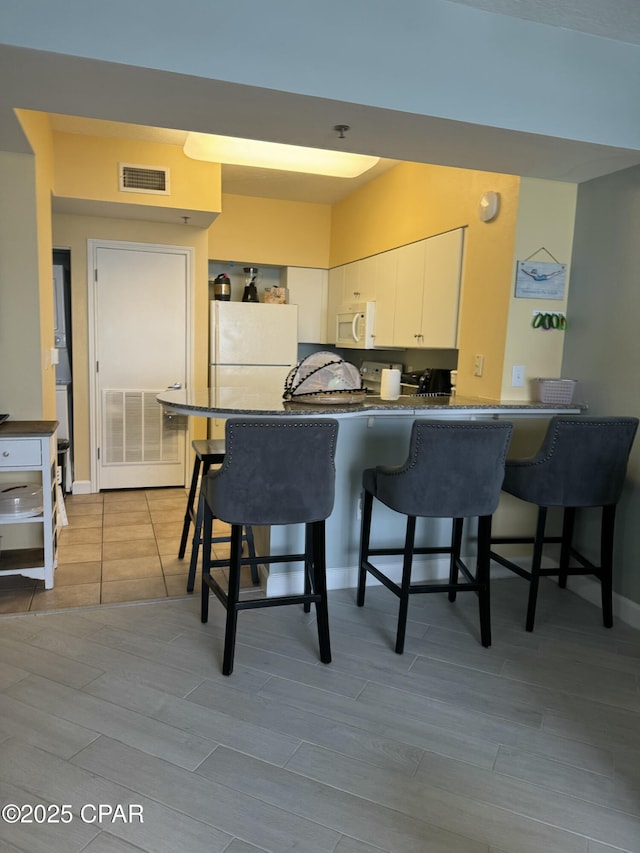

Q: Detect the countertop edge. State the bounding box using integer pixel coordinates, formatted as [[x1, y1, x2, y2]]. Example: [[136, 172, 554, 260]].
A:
[[157, 390, 584, 418], [0, 421, 59, 437]]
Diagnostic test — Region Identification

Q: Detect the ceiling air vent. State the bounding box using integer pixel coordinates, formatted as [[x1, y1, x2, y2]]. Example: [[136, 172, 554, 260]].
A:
[[119, 163, 170, 195]]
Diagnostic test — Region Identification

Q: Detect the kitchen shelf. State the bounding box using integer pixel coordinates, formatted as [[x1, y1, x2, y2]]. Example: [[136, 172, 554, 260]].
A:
[[0, 547, 46, 571], [0, 512, 44, 523], [0, 421, 58, 589]]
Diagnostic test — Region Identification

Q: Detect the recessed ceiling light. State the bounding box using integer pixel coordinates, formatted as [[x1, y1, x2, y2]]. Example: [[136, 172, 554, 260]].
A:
[[183, 132, 379, 178]]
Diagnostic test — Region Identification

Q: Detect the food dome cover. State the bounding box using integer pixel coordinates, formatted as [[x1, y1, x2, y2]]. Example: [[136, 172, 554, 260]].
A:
[[283, 351, 364, 403]]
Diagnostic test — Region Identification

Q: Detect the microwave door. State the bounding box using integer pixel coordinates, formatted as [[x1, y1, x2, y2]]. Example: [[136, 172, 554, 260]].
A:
[[336, 312, 358, 348]]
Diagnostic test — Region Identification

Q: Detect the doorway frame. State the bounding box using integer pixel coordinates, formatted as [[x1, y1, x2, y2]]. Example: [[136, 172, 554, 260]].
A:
[[87, 238, 194, 493]]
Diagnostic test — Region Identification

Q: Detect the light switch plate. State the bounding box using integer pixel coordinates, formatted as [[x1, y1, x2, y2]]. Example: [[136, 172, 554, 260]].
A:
[[512, 365, 525, 387]]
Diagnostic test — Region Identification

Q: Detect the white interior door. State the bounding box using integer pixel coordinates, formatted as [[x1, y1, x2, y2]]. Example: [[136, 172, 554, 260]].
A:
[[91, 242, 190, 490]]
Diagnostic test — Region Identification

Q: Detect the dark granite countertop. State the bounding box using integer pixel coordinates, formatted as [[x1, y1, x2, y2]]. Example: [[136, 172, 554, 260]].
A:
[[157, 388, 584, 419]]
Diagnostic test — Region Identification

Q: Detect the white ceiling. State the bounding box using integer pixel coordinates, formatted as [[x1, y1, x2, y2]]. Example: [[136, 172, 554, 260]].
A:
[[447, 0, 640, 46]]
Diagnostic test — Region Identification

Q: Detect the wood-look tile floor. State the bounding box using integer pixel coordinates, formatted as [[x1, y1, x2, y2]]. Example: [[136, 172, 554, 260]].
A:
[[0, 488, 262, 614], [0, 542, 639, 852]]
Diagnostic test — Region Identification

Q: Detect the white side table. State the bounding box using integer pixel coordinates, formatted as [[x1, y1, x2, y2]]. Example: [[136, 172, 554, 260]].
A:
[[0, 421, 58, 589]]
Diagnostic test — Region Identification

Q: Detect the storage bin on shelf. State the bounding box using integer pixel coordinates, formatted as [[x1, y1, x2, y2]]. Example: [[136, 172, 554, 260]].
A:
[[536, 378, 577, 404]]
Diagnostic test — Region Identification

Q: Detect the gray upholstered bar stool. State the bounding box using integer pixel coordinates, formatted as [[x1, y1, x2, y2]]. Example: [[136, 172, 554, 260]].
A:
[[178, 439, 257, 592], [490, 415, 638, 631], [201, 418, 339, 676], [357, 419, 513, 652]]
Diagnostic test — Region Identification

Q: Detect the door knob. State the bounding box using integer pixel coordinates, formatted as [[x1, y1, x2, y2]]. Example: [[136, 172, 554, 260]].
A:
[[166, 382, 182, 390]]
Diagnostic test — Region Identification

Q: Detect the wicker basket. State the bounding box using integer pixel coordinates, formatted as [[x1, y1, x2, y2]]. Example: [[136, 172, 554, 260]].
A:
[[536, 378, 577, 404]]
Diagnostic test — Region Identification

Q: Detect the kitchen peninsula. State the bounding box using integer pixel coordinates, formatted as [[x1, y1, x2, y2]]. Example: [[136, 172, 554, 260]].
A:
[[158, 387, 583, 596]]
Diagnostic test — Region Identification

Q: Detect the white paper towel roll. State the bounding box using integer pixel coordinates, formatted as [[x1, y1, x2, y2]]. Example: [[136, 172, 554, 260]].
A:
[[380, 368, 401, 400]]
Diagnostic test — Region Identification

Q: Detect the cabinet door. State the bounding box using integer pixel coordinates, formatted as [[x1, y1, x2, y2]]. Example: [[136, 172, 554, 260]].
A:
[[392, 240, 426, 347], [343, 261, 362, 302], [354, 255, 378, 303], [284, 267, 328, 343], [370, 250, 397, 348], [420, 228, 463, 348], [327, 266, 345, 343]]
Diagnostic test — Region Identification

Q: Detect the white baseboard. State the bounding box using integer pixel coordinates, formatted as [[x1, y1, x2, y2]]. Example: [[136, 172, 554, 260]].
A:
[[266, 554, 640, 630], [71, 480, 92, 495], [569, 575, 640, 631]]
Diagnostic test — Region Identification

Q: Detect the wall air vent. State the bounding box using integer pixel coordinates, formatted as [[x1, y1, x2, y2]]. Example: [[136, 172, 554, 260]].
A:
[[119, 163, 170, 195]]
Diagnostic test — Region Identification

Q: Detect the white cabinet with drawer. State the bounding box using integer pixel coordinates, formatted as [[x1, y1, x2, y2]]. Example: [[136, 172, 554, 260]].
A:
[[0, 439, 42, 468], [0, 421, 58, 589]]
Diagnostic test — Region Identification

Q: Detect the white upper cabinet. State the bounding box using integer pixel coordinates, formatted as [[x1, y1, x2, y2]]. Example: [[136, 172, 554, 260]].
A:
[[342, 261, 361, 302], [326, 227, 464, 351], [327, 265, 344, 343], [283, 267, 328, 343], [367, 250, 398, 348], [392, 240, 427, 348], [420, 228, 464, 349], [392, 229, 464, 348]]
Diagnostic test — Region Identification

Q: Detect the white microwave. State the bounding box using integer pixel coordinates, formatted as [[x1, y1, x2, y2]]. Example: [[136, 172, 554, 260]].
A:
[[336, 301, 376, 349]]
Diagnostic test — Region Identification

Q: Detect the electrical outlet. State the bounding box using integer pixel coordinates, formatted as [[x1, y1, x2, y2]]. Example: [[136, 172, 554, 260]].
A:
[[512, 364, 525, 387], [473, 354, 484, 377]]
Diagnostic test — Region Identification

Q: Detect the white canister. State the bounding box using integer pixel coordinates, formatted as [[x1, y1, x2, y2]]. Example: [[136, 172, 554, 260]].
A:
[[380, 368, 401, 400]]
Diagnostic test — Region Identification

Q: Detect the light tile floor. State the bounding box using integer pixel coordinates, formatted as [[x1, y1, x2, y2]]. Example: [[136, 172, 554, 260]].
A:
[[0, 488, 262, 614], [1, 575, 639, 851]]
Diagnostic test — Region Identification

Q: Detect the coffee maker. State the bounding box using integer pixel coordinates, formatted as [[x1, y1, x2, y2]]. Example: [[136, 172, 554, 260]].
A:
[[212, 273, 231, 301]]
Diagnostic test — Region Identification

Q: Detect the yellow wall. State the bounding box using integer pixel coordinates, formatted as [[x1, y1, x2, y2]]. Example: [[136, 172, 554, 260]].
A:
[[20, 112, 57, 419], [4, 111, 58, 419], [208, 193, 331, 268], [53, 131, 222, 215], [52, 215, 210, 484], [501, 178, 577, 400], [330, 162, 521, 398], [0, 151, 44, 417]]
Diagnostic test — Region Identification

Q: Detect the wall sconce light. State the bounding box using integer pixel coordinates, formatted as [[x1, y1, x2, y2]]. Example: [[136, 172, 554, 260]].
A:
[[478, 191, 500, 222]]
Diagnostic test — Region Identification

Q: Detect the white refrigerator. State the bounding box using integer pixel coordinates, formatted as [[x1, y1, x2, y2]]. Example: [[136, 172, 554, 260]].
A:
[[209, 301, 298, 403]]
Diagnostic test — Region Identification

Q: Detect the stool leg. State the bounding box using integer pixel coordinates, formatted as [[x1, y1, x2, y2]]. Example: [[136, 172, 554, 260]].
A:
[[187, 490, 204, 593], [600, 505, 616, 628], [477, 515, 492, 648], [448, 517, 464, 602], [558, 507, 575, 589], [396, 515, 416, 655], [222, 524, 244, 676], [526, 507, 548, 631], [179, 456, 201, 559], [357, 490, 373, 607], [303, 524, 312, 614], [201, 500, 212, 624], [187, 460, 212, 592], [244, 525, 260, 585], [311, 520, 332, 664]]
